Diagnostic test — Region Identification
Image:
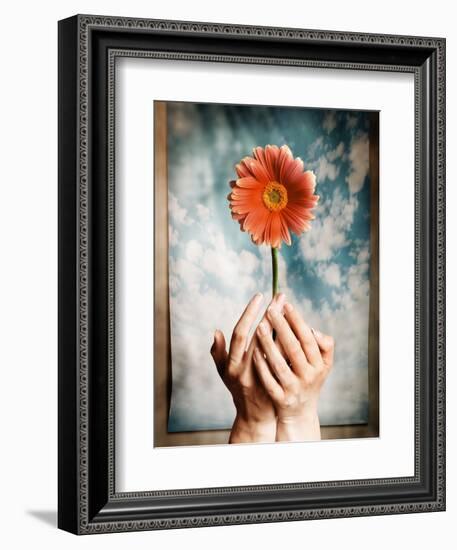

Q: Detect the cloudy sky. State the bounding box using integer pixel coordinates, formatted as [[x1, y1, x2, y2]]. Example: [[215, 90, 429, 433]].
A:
[[165, 101, 375, 433]]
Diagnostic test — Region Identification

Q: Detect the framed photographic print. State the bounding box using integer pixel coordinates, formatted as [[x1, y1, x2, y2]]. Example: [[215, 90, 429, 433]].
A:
[[58, 14, 446, 534]]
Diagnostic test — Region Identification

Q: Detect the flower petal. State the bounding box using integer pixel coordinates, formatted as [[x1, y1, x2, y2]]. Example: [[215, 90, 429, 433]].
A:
[[245, 157, 271, 184], [266, 213, 283, 249], [235, 176, 264, 189], [253, 146, 276, 181], [235, 157, 254, 178], [282, 157, 304, 184], [243, 206, 270, 242], [265, 144, 281, 181], [279, 213, 292, 245], [278, 145, 294, 183]]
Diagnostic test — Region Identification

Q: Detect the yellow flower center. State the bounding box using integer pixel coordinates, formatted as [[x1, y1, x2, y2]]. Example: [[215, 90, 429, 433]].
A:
[[262, 182, 288, 212]]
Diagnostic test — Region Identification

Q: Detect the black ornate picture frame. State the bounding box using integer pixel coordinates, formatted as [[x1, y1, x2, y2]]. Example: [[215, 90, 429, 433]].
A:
[[58, 14, 446, 534]]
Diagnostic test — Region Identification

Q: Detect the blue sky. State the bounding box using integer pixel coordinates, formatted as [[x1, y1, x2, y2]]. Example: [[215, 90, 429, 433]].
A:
[[165, 101, 374, 433]]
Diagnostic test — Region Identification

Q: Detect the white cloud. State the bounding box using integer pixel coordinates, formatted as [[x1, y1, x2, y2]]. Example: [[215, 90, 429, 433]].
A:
[[327, 141, 345, 162], [196, 203, 210, 222], [185, 239, 203, 262], [313, 142, 344, 183], [323, 111, 337, 133], [318, 262, 342, 287], [316, 156, 339, 182], [357, 245, 370, 264], [169, 257, 204, 294], [306, 136, 324, 161], [169, 153, 215, 202], [300, 189, 358, 262], [239, 249, 260, 275], [346, 132, 369, 194], [169, 225, 179, 247], [346, 259, 370, 302], [169, 192, 192, 225]]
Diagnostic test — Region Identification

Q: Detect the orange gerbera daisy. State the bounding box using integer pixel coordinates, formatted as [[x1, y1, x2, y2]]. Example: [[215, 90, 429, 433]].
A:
[[228, 145, 319, 248]]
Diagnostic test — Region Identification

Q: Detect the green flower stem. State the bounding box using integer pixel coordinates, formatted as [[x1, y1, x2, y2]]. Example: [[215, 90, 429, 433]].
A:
[[271, 246, 279, 298], [271, 246, 279, 341]]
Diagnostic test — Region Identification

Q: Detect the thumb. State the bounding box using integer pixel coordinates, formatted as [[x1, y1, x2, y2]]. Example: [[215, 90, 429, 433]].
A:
[[312, 328, 335, 367], [210, 329, 228, 377]]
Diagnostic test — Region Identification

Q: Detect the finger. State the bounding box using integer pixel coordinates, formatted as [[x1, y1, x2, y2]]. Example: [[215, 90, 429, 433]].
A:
[[229, 293, 264, 368], [246, 293, 286, 357], [253, 347, 284, 402], [312, 328, 335, 368], [283, 303, 322, 367], [210, 330, 228, 377], [256, 321, 296, 388], [275, 336, 287, 360], [267, 304, 307, 375]]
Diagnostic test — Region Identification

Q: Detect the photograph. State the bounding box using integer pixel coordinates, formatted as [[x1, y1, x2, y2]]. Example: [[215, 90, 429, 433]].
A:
[[154, 100, 379, 447]]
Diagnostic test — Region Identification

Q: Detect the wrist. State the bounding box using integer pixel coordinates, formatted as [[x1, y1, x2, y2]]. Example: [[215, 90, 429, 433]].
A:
[[229, 414, 277, 444], [276, 405, 321, 442]]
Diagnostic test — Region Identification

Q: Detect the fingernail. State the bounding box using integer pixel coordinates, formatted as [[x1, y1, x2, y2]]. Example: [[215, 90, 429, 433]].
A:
[[257, 322, 267, 335], [284, 303, 293, 312], [311, 327, 321, 338], [276, 292, 286, 302], [253, 292, 263, 303]]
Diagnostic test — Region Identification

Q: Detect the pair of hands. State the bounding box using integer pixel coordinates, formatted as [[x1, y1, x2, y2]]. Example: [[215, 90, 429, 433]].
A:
[[210, 293, 334, 443]]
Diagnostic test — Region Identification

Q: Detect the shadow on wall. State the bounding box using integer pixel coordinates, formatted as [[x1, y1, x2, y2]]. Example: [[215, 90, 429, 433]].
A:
[[26, 510, 57, 528]]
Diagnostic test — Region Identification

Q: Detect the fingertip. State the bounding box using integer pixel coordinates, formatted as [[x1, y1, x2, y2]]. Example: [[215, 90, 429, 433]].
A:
[[325, 334, 335, 350], [213, 329, 223, 346], [272, 292, 286, 311], [312, 328, 334, 350], [210, 331, 217, 353], [252, 292, 263, 303]]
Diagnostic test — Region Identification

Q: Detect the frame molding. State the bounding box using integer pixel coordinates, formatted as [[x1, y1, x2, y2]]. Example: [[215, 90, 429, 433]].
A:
[[58, 14, 445, 534]]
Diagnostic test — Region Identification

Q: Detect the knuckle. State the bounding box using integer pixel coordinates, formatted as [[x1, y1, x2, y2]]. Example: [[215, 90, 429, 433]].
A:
[[288, 342, 302, 360], [302, 373, 314, 387], [239, 379, 252, 391], [288, 340, 302, 356], [226, 358, 239, 377], [232, 329, 245, 345], [283, 395, 298, 409], [287, 381, 299, 395], [274, 359, 287, 373], [323, 360, 333, 374], [299, 335, 313, 349], [314, 358, 325, 372], [266, 387, 279, 399]]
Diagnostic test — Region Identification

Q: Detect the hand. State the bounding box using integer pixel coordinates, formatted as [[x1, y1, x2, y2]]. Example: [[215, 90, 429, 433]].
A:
[[211, 292, 286, 444], [253, 302, 334, 442]]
